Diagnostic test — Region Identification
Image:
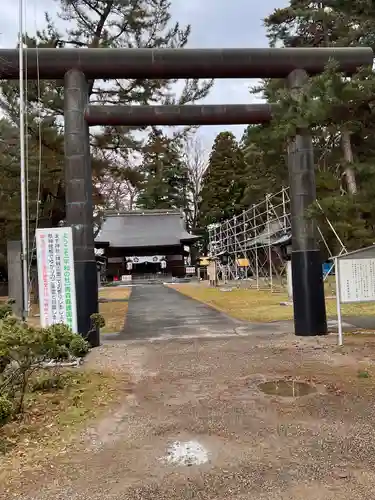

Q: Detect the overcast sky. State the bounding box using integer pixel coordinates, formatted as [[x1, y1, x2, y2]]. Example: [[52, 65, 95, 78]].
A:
[[0, 0, 286, 147]]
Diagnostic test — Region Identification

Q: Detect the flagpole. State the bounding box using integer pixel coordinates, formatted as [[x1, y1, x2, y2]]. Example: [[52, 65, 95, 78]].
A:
[[19, 0, 29, 319]]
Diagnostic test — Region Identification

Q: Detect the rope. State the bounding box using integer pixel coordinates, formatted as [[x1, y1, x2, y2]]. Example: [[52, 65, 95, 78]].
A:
[[27, 0, 43, 301]]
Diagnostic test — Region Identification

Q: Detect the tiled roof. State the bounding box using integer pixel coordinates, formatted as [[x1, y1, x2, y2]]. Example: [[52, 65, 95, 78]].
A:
[[95, 210, 198, 248]]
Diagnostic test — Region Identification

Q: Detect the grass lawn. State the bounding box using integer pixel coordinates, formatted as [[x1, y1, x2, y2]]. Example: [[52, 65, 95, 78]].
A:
[[99, 286, 131, 300], [99, 286, 131, 333], [0, 368, 131, 474], [100, 300, 129, 333], [170, 284, 375, 323], [26, 286, 132, 333]]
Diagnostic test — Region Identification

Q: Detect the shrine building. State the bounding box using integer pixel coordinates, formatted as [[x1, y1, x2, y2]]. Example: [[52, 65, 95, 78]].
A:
[[95, 210, 199, 281]]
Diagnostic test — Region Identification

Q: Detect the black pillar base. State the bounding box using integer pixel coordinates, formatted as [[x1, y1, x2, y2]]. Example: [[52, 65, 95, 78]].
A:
[[75, 260, 100, 347], [292, 249, 327, 336]]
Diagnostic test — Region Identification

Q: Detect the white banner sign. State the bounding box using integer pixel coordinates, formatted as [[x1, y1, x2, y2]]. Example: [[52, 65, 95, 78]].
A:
[[338, 258, 375, 303], [36, 227, 78, 332], [121, 275, 132, 282], [127, 255, 165, 264]]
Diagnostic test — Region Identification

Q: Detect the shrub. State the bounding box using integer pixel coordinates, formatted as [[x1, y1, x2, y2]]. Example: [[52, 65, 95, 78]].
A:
[[0, 318, 91, 420], [40, 324, 75, 361], [0, 354, 10, 374], [0, 395, 13, 425], [69, 336, 89, 358], [30, 372, 68, 392], [90, 313, 105, 330], [0, 301, 13, 320]]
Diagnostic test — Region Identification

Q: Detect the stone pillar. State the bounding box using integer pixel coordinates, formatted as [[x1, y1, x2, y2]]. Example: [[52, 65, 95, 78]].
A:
[[287, 69, 327, 336], [64, 69, 99, 346]]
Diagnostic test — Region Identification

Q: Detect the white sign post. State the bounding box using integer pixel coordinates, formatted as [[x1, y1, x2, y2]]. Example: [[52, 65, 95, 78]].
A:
[[334, 245, 375, 346], [36, 227, 78, 332]]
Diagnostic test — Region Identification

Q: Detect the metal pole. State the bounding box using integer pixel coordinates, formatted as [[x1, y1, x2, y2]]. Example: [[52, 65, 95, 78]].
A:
[[243, 211, 248, 280], [234, 216, 238, 279], [334, 257, 343, 346], [19, 0, 28, 319], [266, 194, 273, 292], [315, 200, 347, 253], [287, 69, 327, 336], [253, 204, 259, 290]]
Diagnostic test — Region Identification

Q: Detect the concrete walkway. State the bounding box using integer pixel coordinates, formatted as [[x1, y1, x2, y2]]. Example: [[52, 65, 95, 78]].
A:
[[102, 284, 368, 343], [342, 315, 375, 330], [115, 284, 291, 341]]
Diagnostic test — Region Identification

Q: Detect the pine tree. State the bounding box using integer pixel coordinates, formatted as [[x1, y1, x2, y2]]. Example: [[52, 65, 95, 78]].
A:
[[0, 0, 214, 263], [199, 132, 246, 227], [240, 124, 288, 206], [265, 1, 349, 48], [250, 0, 375, 252], [137, 132, 189, 210]]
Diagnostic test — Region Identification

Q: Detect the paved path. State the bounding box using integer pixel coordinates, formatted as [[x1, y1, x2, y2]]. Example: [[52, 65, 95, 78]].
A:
[[111, 284, 291, 341], [103, 284, 368, 342], [342, 315, 375, 330]]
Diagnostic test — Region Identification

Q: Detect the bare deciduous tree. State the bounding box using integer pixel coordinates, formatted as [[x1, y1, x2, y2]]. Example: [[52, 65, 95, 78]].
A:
[[182, 133, 208, 231], [95, 147, 142, 212], [98, 173, 138, 211]]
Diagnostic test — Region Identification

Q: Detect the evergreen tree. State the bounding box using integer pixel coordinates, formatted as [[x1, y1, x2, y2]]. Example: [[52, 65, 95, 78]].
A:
[[136, 132, 189, 210], [199, 132, 246, 227], [245, 0, 375, 252], [265, 1, 349, 48], [240, 124, 288, 206], [0, 0, 214, 268]]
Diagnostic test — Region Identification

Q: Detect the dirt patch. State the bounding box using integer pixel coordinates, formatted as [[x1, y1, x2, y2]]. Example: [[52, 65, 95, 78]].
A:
[[3, 333, 375, 499], [84, 343, 153, 380]]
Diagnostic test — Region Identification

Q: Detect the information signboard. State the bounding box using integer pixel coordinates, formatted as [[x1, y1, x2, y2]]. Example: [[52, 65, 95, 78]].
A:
[[338, 258, 375, 303], [36, 227, 78, 332], [334, 245, 375, 346]]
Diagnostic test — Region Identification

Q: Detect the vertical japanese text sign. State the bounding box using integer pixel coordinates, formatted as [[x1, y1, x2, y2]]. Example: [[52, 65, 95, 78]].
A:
[[36, 227, 78, 332]]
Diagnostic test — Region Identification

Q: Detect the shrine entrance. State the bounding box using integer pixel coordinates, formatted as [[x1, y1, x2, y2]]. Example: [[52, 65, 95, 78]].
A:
[[1, 46, 371, 344]]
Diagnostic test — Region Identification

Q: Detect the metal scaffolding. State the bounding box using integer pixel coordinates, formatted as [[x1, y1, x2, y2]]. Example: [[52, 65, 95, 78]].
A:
[[207, 187, 346, 290]]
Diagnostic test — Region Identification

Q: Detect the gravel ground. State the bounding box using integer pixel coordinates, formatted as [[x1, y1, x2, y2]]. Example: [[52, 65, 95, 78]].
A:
[[2, 331, 375, 500]]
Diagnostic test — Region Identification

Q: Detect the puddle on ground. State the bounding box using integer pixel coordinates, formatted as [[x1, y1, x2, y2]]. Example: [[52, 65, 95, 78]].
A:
[[259, 379, 316, 397]]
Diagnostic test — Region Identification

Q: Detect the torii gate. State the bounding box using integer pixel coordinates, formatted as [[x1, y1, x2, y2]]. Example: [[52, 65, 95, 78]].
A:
[[0, 46, 372, 345]]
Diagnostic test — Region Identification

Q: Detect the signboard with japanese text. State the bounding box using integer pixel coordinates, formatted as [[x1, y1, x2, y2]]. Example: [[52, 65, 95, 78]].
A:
[[36, 227, 78, 332], [338, 258, 375, 303]]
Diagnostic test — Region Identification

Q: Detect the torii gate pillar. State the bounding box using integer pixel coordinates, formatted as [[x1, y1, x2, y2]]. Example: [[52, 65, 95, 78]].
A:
[[64, 69, 99, 346]]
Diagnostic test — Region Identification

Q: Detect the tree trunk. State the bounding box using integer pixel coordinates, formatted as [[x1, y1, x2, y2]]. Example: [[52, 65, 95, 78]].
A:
[[341, 129, 357, 195]]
